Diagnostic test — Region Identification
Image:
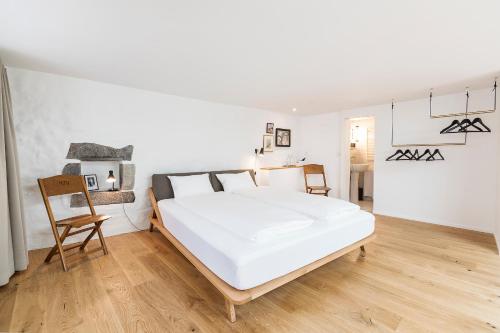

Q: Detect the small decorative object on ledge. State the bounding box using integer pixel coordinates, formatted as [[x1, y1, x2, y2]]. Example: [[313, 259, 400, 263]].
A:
[[386, 148, 444, 161], [106, 170, 118, 191], [84, 174, 99, 191]]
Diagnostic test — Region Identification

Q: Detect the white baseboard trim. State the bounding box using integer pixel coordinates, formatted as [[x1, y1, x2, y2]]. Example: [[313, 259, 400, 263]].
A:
[[372, 209, 493, 234], [28, 214, 149, 251]]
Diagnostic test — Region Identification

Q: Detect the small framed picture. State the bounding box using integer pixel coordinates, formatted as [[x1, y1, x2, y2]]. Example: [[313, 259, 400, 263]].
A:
[[84, 174, 99, 191], [263, 134, 273, 152], [266, 123, 274, 134], [275, 128, 291, 147]]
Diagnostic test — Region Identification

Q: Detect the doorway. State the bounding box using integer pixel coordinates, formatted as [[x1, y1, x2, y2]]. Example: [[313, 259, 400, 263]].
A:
[[347, 117, 375, 212]]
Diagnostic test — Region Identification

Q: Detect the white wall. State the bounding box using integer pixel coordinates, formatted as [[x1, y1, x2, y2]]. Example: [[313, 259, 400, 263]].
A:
[[298, 112, 341, 198], [9, 66, 500, 249], [8, 68, 300, 250], [302, 88, 498, 233]]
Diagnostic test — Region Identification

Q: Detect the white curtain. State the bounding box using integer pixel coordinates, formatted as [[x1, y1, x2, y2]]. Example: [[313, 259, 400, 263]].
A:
[[0, 61, 28, 286]]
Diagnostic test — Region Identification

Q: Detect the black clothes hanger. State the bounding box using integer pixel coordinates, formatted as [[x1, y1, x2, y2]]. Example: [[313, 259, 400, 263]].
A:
[[426, 149, 444, 161], [386, 148, 444, 161], [412, 149, 420, 160], [396, 149, 415, 160], [416, 148, 431, 161], [468, 118, 491, 132], [386, 149, 403, 161], [440, 120, 461, 134], [441, 117, 491, 133], [461, 118, 482, 132]]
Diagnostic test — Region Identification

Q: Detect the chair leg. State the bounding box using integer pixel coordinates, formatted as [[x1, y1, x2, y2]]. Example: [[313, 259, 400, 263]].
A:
[[149, 222, 155, 232], [45, 225, 71, 266], [46, 225, 71, 272], [45, 226, 69, 263], [96, 223, 108, 255]]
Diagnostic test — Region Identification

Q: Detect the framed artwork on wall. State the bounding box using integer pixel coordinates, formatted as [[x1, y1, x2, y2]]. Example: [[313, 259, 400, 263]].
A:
[[275, 128, 291, 147], [263, 134, 273, 152], [84, 174, 99, 191], [266, 123, 274, 134]]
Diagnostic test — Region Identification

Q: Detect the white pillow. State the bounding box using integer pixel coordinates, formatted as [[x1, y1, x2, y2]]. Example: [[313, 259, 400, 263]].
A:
[[216, 172, 256, 193], [168, 174, 214, 198]]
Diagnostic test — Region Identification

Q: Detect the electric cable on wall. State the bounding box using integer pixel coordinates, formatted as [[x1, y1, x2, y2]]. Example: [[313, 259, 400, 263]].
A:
[[120, 189, 143, 232]]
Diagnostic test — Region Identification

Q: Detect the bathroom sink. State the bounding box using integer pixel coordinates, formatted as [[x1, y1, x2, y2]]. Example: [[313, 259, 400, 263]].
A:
[[351, 163, 369, 172]]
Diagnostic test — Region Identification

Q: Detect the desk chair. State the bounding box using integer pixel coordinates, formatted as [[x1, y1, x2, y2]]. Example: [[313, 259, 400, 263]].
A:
[[303, 164, 331, 196]]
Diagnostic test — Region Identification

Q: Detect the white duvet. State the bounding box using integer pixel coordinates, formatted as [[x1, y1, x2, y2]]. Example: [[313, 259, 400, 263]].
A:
[[173, 192, 313, 242], [234, 187, 360, 221]]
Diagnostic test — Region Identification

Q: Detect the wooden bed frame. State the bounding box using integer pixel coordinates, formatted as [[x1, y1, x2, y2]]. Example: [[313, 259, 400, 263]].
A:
[[148, 188, 376, 322]]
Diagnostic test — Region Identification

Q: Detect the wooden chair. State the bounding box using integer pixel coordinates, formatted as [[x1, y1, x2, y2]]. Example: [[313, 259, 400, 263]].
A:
[[303, 164, 331, 196], [38, 175, 111, 271]]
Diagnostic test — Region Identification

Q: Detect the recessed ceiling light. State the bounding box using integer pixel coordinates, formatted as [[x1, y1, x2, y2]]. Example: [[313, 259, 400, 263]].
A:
[[292, 108, 297, 112]]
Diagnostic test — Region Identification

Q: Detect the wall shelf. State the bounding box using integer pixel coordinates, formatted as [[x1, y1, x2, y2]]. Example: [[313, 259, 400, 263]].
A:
[[70, 190, 135, 207]]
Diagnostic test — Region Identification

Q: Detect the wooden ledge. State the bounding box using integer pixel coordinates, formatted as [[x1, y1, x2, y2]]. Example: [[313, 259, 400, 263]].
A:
[[260, 165, 303, 170]]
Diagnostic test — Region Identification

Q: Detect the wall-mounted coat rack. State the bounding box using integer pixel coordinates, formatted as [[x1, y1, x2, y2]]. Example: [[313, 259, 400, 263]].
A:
[[386, 148, 444, 161]]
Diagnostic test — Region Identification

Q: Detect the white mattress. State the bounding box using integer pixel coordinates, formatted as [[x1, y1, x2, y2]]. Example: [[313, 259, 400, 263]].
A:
[[157, 198, 375, 290]]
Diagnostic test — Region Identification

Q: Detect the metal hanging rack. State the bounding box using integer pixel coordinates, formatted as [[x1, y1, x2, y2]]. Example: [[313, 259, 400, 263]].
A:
[[391, 99, 467, 147], [429, 79, 497, 119]]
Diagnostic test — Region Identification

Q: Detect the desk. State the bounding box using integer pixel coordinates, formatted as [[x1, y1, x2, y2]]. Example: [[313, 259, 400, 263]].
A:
[[258, 165, 305, 192]]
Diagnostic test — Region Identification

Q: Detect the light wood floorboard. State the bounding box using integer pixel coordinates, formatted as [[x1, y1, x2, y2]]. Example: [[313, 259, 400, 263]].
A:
[[1, 214, 499, 332]]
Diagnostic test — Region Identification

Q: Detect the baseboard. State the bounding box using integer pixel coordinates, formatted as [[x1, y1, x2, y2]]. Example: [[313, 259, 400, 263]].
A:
[[372, 208, 493, 234], [28, 215, 149, 251]]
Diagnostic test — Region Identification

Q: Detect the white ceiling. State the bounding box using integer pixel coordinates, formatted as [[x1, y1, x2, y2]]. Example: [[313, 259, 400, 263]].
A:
[[1, 0, 500, 114]]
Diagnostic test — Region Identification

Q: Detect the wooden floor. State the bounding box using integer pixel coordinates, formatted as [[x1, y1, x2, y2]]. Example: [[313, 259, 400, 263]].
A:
[[1, 214, 500, 332]]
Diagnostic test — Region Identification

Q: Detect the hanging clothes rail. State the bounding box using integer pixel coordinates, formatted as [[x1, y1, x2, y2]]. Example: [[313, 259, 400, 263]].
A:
[[391, 100, 467, 147], [429, 80, 497, 119], [438, 87, 492, 134]]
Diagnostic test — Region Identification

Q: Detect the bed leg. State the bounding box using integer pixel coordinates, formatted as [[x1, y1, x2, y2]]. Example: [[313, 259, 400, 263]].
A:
[[360, 245, 366, 257], [225, 298, 236, 323]]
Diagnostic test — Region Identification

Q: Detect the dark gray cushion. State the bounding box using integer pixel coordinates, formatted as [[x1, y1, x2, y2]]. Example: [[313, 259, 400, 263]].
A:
[[152, 169, 255, 201]]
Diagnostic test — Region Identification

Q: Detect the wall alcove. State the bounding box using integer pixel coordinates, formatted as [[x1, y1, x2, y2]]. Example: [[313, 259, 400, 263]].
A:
[[61, 143, 136, 207]]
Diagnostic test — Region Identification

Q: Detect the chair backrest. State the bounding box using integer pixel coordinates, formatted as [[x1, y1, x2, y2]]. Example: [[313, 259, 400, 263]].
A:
[[303, 164, 327, 189], [303, 164, 325, 175], [38, 175, 96, 222]]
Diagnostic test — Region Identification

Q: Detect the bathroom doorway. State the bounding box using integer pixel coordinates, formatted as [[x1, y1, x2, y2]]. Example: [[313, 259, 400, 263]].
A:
[[348, 117, 375, 212]]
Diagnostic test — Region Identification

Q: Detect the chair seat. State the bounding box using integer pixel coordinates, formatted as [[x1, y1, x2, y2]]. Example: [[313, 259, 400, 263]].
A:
[[307, 185, 331, 191], [56, 214, 111, 228]]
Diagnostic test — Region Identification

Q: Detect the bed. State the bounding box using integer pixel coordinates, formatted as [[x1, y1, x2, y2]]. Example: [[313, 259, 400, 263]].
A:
[[148, 169, 376, 322]]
